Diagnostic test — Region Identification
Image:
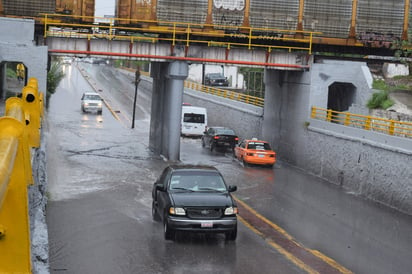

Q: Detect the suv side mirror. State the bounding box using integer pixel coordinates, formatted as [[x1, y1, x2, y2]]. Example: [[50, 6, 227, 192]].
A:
[[155, 184, 165, 192], [228, 185, 237, 192]]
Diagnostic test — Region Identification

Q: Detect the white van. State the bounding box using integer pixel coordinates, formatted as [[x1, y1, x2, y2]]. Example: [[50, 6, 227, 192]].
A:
[[181, 106, 208, 137]]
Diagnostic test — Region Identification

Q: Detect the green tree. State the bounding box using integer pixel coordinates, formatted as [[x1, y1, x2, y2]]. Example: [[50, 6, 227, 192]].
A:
[[46, 61, 65, 106], [239, 67, 264, 97]]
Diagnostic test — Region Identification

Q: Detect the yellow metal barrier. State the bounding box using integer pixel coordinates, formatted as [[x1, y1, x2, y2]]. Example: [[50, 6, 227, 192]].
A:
[[119, 67, 264, 107], [0, 79, 44, 273], [311, 106, 412, 138], [184, 80, 264, 107]]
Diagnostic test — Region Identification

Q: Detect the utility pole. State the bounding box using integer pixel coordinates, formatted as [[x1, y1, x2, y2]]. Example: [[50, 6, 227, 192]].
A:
[[131, 67, 141, 129]]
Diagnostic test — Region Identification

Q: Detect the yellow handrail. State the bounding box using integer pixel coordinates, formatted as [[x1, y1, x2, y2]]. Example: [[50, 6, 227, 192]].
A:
[[120, 67, 264, 107], [311, 106, 412, 138], [184, 80, 264, 107], [0, 79, 44, 273]]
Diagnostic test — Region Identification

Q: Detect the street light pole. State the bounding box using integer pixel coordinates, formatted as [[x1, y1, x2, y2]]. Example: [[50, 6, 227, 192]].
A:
[[131, 67, 141, 129]]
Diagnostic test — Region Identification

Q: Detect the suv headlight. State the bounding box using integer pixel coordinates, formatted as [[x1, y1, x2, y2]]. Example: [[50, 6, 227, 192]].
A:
[[224, 207, 238, 215], [169, 207, 186, 215]]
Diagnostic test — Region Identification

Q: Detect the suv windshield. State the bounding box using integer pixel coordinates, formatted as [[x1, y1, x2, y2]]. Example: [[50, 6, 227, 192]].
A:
[[169, 172, 226, 191], [207, 73, 225, 79], [84, 95, 101, 100]]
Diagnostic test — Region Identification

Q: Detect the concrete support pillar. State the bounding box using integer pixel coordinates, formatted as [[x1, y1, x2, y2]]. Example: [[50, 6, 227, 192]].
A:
[[262, 69, 284, 151], [148, 61, 188, 161], [149, 62, 167, 154], [164, 61, 188, 161]]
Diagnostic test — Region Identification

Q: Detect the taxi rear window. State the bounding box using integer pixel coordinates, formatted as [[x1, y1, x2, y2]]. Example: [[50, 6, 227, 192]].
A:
[[247, 142, 271, 150]]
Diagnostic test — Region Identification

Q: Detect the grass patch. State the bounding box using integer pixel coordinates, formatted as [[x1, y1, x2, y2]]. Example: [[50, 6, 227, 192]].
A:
[[367, 90, 394, 109], [372, 79, 389, 91]]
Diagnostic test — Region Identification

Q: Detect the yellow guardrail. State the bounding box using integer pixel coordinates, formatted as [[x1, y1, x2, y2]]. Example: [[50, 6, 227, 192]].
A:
[[0, 78, 43, 273], [311, 106, 412, 138], [184, 81, 264, 107], [42, 14, 317, 54], [120, 67, 264, 107]]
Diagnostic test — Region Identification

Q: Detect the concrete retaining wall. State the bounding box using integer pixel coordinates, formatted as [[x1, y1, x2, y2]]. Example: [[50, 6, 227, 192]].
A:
[[0, 18, 48, 96]]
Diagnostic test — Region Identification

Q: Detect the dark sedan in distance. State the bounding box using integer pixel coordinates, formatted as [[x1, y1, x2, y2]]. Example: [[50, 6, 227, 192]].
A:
[[204, 73, 229, 87], [152, 165, 238, 241], [201, 127, 239, 152]]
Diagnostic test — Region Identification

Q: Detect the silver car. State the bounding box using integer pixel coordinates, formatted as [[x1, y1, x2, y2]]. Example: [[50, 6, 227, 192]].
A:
[[81, 92, 103, 114]]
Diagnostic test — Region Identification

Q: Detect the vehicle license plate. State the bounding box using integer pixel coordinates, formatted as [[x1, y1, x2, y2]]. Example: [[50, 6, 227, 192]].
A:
[[258, 154, 264, 158], [201, 222, 213, 228]]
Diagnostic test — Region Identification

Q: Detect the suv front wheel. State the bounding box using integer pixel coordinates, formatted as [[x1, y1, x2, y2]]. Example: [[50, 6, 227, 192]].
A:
[[164, 219, 175, 240], [225, 227, 237, 241], [152, 201, 160, 221]]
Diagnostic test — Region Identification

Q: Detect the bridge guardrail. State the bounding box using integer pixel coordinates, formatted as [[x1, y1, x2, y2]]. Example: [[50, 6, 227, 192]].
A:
[[0, 78, 43, 273], [121, 67, 264, 107], [311, 106, 412, 139], [184, 81, 264, 107], [42, 14, 317, 54]]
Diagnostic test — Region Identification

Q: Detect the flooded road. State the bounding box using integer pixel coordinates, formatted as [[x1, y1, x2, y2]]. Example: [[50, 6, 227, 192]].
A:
[[46, 63, 412, 274]]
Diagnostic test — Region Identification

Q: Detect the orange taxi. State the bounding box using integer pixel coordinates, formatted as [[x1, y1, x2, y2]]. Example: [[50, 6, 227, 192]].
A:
[[234, 138, 276, 167]]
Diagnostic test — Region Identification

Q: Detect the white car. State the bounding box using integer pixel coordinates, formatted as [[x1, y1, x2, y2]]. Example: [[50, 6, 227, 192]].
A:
[[81, 92, 103, 114]]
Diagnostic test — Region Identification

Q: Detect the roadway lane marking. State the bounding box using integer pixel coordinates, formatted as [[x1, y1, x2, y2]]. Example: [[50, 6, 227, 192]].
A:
[[103, 99, 131, 127], [234, 196, 353, 274], [238, 215, 319, 274]]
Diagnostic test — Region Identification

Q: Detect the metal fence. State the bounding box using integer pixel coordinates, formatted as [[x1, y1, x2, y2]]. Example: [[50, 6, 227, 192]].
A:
[[184, 81, 264, 107], [311, 106, 412, 138], [126, 68, 265, 107]]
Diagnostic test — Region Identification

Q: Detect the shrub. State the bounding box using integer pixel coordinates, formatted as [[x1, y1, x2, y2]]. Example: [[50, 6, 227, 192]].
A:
[[367, 91, 394, 109], [372, 79, 389, 91]]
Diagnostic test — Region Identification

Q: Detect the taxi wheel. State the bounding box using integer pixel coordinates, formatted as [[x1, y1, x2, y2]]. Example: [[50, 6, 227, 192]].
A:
[[242, 158, 248, 167]]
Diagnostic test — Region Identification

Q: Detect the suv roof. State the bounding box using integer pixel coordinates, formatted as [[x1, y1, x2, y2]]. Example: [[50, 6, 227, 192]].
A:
[[168, 164, 219, 172], [83, 92, 100, 96]]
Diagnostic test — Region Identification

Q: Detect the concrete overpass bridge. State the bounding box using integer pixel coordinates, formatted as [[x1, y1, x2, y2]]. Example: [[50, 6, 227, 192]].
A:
[[42, 15, 316, 161]]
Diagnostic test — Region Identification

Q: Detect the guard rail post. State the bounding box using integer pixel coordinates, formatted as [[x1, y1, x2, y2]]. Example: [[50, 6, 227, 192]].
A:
[[0, 98, 34, 273]]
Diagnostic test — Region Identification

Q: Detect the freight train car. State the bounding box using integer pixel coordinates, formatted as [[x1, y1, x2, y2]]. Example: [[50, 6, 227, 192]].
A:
[[115, 0, 411, 49], [0, 0, 95, 22]]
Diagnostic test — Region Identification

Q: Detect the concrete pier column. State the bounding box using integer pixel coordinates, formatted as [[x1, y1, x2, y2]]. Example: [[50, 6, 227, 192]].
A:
[[262, 69, 284, 151], [148, 61, 188, 161], [149, 62, 168, 154], [164, 61, 188, 161]]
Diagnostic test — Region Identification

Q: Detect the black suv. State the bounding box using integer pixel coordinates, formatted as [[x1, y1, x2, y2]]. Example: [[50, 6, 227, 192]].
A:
[[201, 127, 239, 152], [152, 165, 238, 241], [204, 73, 229, 87]]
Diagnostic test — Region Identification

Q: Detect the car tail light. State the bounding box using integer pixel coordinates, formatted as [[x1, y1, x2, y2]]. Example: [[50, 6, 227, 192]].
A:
[[247, 153, 254, 156], [269, 154, 275, 158], [213, 136, 220, 140], [235, 137, 239, 141]]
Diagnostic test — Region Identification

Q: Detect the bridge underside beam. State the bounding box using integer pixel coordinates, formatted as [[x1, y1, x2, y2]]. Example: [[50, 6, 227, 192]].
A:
[[46, 37, 310, 70]]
